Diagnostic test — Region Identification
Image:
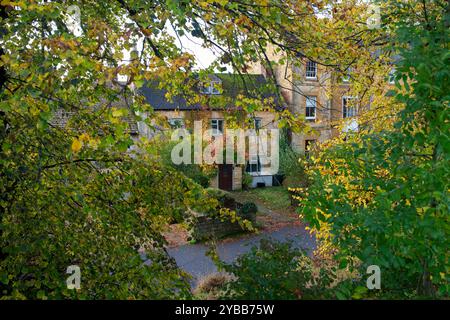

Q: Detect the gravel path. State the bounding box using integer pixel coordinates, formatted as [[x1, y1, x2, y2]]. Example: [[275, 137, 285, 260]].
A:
[[167, 224, 316, 287]]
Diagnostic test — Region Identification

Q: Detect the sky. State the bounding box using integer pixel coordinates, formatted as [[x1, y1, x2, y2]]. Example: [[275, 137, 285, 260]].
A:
[[166, 23, 221, 70], [128, 22, 224, 71], [65, 8, 229, 73]]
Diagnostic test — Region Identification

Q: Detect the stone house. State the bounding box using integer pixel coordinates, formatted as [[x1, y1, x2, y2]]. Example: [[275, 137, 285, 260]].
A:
[[251, 56, 346, 154], [251, 47, 396, 154], [138, 73, 285, 191]]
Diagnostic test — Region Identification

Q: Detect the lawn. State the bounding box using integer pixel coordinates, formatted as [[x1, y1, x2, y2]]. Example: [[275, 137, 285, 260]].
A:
[[231, 186, 292, 213]]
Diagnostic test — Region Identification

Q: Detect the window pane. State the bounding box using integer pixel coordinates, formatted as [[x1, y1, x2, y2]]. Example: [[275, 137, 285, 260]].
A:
[[342, 67, 352, 82], [254, 118, 262, 130], [306, 60, 317, 78], [343, 97, 357, 118], [211, 119, 223, 135], [246, 156, 261, 173], [305, 96, 316, 119], [200, 82, 210, 94], [168, 118, 184, 128]]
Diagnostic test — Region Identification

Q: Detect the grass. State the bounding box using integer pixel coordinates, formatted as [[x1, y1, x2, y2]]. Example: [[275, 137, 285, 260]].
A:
[[231, 186, 292, 212]]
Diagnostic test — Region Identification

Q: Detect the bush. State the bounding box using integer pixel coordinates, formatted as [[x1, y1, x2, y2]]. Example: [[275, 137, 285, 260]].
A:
[[159, 140, 217, 188], [242, 172, 253, 190], [204, 188, 228, 201], [220, 240, 335, 299], [240, 202, 258, 215], [177, 164, 211, 188], [203, 188, 237, 211], [299, 11, 450, 298], [278, 129, 309, 189]]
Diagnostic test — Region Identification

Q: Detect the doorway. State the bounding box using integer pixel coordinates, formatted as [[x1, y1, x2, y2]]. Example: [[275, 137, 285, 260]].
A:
[[218, 164, 233, 191]]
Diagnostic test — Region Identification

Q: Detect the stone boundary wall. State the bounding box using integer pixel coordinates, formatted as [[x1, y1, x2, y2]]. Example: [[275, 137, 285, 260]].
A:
[[191, 211, 256, 241]]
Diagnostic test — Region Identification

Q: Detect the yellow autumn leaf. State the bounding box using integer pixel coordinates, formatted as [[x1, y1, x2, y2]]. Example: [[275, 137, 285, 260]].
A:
[[71, 138, 82, 153], [89, 138, 100, 150], [79, 133, 90, 142], [112, 108, 125, 117]]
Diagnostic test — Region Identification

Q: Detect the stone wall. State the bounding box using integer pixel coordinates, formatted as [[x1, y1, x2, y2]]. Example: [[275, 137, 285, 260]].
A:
[[191, 210, 256, 241], [232, 166, 243, 191], [153, 110, 278, 131]]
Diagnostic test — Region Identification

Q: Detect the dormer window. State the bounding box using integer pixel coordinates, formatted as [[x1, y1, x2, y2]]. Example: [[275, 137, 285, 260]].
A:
[[117, 74, 128, 84], [168, 118, 184, 129], [211, 81, 221, 94], [201, 80, 222, 95]]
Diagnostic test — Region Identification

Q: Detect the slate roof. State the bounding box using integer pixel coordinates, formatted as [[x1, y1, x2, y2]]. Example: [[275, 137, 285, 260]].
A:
[[50, 74, 282, 136], [139, 73, 284, 111]]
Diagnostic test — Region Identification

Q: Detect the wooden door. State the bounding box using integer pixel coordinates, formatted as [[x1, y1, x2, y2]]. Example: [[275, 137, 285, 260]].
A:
[[218, 164, 233, 191]]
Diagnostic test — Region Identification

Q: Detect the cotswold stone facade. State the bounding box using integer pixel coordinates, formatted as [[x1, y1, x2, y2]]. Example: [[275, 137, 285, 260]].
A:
[[249, 46, 357, 154], [250, 47, 395, 155], [138, 74, 284, 191]]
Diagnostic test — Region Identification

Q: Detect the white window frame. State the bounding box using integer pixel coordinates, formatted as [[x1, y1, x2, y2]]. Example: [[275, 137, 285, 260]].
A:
[[342, 96, 358, 118], [305, 60, 317, 79], [305, 96, 317, 121], [211, 118, 224, 135], [201, 81, 222, 95], [246, 155, 261, 174]]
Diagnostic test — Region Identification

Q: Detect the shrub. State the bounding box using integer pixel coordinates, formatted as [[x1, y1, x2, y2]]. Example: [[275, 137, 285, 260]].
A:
[[240, 202, 258, 215], [220, 240, 335, 299], [299, 10, 450, 298], [159, 140, 217, 188], [278, 129, 309, 189], [203, 188, 238, 211], [204, 188, 228, 201], [242, 172, 253, 190], [170, 162, 216, 189]]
